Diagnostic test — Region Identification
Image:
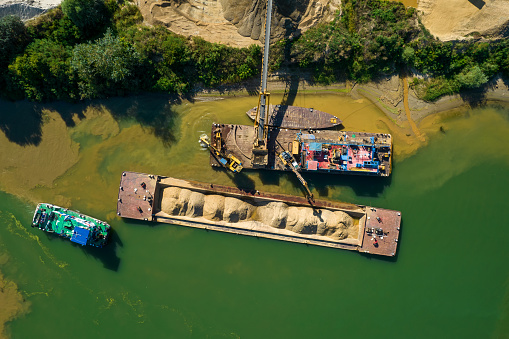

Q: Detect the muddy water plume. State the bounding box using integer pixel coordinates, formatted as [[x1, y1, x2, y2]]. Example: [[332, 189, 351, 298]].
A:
[[0, 254, 30, 339], [0, 92, 426, 209]]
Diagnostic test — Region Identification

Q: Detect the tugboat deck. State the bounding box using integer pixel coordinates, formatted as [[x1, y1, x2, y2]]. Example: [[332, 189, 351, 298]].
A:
[[31, 203, 110, 247]]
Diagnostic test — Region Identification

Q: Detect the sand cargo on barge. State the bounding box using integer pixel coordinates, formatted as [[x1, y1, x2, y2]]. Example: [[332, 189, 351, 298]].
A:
[[117, 172, 401, 257]]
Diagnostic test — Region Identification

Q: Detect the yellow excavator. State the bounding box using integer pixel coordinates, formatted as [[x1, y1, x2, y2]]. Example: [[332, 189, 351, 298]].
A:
[[200, 136, 243, 173]]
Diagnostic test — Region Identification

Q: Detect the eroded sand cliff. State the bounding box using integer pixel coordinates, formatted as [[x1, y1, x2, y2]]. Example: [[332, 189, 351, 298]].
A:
[[417, 0, 509, 41], [135, 0, 341, 47]]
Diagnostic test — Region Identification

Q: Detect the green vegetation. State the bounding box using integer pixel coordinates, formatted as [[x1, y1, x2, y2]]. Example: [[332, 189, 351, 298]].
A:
[[277, 0, 509, 101], [1, 0, 508, 102], [285, 0, 419, 83], [61, 0, 110, 37], [9, 39, 74, 101], [0, 15, 31, 94], [71, 29, 141, 98], [0, 1, 261, 101]]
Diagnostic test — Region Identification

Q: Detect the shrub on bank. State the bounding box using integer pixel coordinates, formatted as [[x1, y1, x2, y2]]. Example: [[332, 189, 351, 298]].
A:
[[71, 29, 142, 99], [8, 39, 75, 101], [61, 0, 110, 38]]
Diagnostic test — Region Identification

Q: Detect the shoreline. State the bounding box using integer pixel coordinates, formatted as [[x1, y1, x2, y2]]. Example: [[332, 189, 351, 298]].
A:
[[195, 73, 509, 125], [193, 73, 509, 161]]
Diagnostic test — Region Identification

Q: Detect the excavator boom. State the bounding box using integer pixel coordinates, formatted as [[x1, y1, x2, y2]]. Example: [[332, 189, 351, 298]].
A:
[[278, 151, 313, 201], [200, 136, 243, 173]]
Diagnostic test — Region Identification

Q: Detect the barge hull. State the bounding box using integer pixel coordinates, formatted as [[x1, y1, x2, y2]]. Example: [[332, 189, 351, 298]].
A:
[[209, 124, 392, 177], [117, 172, 401, 257]]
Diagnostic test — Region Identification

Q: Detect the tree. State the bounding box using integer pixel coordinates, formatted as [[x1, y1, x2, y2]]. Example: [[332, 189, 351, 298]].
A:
[[455, 66, 488, 89], [61, 0, 108, 37], [8, 39, 75, 101], [402, 46, 415, 64], [26, 7, 83, 46], [71, 29, 141, 98], [0, 15, 30, 69]]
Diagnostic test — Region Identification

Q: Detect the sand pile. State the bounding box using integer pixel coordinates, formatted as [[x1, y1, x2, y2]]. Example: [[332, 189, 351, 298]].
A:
[[203, 195, 224, 221], [418, 0, 509, 41], [160, 187, 206, 218], [160, 186, 357, 241], [285, 207, 353, 240], [223, 197, 255, 222], [257, 202, 288, 228]]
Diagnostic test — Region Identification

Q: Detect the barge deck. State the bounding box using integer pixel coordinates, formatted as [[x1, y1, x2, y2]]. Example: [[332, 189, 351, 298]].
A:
[[209, 124, 392, 176], [246, 105, 342, 129], [117, 172, 401, 257]]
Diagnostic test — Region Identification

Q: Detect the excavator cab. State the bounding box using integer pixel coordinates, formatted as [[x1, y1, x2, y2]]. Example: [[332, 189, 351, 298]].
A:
[[227, 155, 243, 173]]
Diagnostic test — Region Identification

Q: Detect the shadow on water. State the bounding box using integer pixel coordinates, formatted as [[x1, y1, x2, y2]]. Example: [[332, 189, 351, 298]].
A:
[[215, 167, 257, 191], [0, 99, 91, 147], [122, 217, 157, 228], [258, 170, 280, 186], [0, 100, 44, 146], [95, 94, 181, 146], [303, 171, 392, 198], [279, 74, 300, 106], [81, 227, 123, 271], [38, 101, 87, 127], [42, 227, 123, 271], [0, 93, 180, 146]]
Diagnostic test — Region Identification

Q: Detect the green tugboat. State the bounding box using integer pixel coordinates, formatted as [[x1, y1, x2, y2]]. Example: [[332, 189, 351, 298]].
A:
[[31, 203, 110, 247]]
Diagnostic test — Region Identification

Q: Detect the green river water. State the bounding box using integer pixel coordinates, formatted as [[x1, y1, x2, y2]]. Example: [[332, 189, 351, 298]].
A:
[[0, 93, 508, 338]]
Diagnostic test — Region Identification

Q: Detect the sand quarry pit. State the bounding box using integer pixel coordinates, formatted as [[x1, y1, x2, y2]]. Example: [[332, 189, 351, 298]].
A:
[[159, 186, 360, 242], [417, 0, 509, 40]]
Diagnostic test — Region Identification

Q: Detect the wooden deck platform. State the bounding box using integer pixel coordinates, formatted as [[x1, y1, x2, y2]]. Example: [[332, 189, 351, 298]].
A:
[[117, 172, 401, 257], [359, 207, 401, 256], [117, 172, 157, 221]]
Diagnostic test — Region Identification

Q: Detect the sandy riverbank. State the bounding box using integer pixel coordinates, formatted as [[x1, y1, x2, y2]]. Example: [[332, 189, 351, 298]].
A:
[[417, 0, 509, 41]]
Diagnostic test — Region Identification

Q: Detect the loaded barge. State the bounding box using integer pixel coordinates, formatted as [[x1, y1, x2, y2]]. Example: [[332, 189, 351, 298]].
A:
[[117, 171, 401, 257]]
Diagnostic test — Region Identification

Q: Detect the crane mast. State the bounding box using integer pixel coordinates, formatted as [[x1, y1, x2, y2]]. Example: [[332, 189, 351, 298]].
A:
[[252, 0, 273, 168]]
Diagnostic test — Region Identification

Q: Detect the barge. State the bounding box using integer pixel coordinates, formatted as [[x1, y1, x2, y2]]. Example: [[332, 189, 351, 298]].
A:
[[31, 203, 111, 247], [246, 105, 342, 129], [117, 172, 401, 257], [209, 124, 392, 176]]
